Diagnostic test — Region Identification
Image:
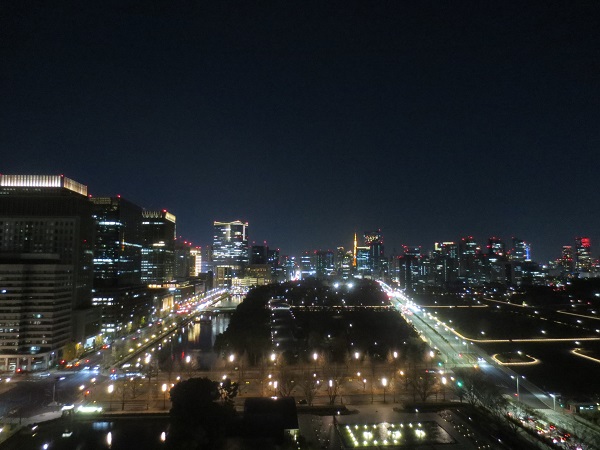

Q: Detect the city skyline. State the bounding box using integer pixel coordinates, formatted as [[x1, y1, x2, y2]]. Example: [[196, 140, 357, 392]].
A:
[[1, 172, 596, 264], [2, 2, 599, 263]]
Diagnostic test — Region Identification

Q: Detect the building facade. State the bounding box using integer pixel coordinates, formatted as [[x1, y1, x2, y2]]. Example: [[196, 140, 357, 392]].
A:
[[141, 210, 176, 285], [0, 174, 97, 370]]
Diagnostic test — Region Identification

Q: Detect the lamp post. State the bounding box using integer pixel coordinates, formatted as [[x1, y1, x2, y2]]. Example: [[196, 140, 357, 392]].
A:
[[392, 351, 398, 403], [382, 378, 388, 403], [313, 352, 318, 373], [510, 375, 525, 402], [162, 383, 168, 409], [228, 354, 235, 380], [550, 393, 556, 411], [107, 384, 114, 411], [441, 377, 447, 401]]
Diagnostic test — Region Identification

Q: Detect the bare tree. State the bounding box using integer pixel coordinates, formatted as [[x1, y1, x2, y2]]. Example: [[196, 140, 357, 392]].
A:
[[323, 362, 347, 405], [325, 379, 340, 405], [298, 370, 321, 406], [410, 372, 438, 402], [277, 361, 296, 397]]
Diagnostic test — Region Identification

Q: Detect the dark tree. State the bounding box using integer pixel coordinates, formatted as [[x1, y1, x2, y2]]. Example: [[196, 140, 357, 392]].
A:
[[167, 377, 237, 449]]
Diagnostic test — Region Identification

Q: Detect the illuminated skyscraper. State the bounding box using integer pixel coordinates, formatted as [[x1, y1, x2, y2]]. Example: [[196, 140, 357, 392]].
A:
[[212, 220, 249, 266], [91, 196, 143, 288], [212, 220, 248, 286], [487, 237, 505, 259], [432, 242, 458, 286], [561, 246, 574, 272], [141, 210, 176, 284], [0, 174, 96, 370], [575, 237, 592, 273], [364, 229, 384, 276], [511, 238, 531, 262], [189, 247, 202, 276], [459, 236, 479, 282]]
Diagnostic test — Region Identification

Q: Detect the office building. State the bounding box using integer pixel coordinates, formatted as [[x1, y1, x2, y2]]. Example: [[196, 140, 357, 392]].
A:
[[561, 246, 575, 273], [0, 174, 97, 370], [432, 242, 459, 287], [213, 220, 249, 267], [250, 244, 269, 265], [575, 237, 592, 273], [189, 246, 202, 277], [174, 239, 196, 279], [459, 236, 479, 283], [91, 196, 143, 288], [364, 229, 384, 276], [487, 237, 505, 259], [141, 210, 176, 285], [511, 238, 531, 262]]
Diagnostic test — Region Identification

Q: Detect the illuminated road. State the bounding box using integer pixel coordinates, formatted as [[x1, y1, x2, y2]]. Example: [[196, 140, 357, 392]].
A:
[[378, 282, 555, 410]]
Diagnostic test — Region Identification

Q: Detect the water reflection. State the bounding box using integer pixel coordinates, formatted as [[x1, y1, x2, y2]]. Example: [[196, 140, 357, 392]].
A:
[[156, 313, 231, 372]]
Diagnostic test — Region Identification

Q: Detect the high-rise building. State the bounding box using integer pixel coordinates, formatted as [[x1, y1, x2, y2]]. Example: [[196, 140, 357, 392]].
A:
[[189, 247, 202, 276], [432, 242, 458, 287], [250, 245, 268, 265], [0, 255, 73, 371], [364, 229, 384, 276], [459, 236, 479, 282], [575, 237, 592, 273], [91, 196, 143, 288], [267, 248, 281, 280], [212, 220, 249, 267], [316, 250, 334, 278], [510, 238, 531, 262], [300, 251, 316, 279], [487, 237, 505, 259], [174, 239, 195, 279], [212, 220, 248, 287], [355, 246, 370, 277], [141, 210, 176, 285], [0, 174, 97, 370], [561, 246, 575, 272]]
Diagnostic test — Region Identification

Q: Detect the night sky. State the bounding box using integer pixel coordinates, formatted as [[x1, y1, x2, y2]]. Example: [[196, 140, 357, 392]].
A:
[[2, 1, 599, 262]]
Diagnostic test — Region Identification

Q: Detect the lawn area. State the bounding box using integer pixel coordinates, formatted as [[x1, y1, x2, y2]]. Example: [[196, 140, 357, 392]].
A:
[[423, 305, 594, 340]]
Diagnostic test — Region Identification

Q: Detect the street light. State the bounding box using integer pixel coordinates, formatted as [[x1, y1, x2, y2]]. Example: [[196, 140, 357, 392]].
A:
[[382, 378, 388, 403], [162, 383, 168, 409], [441, 377, 447, 401], [510, 375, 525, 402], [550, 393, 556, 411], [107, 384, 114, 411]]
